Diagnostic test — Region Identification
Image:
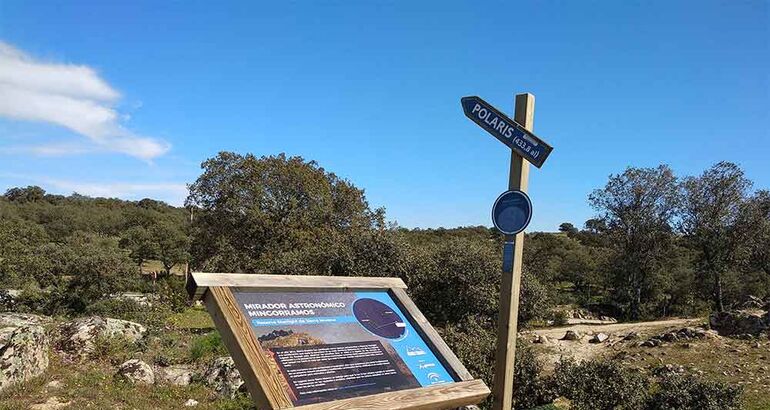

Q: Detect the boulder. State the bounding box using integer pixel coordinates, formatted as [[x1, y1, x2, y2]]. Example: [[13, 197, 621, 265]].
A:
[[56, 316, 146, 358], [532, 334, 549, 344], [0, 312, 51, 327], [157, 364, 194, 386], [661, 332, 679, 342], [184, 399, 199, 407], [116, 359, 155, 385], [204, 357, 245, 398], [0, 323, 49, 392], [589, 333, 609, 343], [562, 330, 581, 341], [709, 310, 769, 336]]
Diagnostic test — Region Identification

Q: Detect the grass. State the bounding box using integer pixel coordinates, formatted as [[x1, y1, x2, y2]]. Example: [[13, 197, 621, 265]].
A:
[[166, 306, 215, 331], [0, 354, 253, 410], [612, 336, 770, 410]]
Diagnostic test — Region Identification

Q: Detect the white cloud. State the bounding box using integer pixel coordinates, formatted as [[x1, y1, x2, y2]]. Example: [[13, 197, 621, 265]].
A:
[[0, 41, 170, 160]]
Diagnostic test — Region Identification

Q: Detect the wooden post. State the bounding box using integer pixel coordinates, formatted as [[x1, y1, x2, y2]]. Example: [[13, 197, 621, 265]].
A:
[[492, 93, 534, 410]]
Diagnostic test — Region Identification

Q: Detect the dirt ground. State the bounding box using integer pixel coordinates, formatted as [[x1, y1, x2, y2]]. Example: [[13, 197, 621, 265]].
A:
[[524, 318, 770, 410], [524, 317, 701, 364]]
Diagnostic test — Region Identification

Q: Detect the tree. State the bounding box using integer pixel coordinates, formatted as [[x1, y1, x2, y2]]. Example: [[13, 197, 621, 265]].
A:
[[738, 190, 770, 276], [589, 165, 678, 319], [679, 162, 752, 312], [558, 222, 578, 236], [119, 226, 158, 273], [64, 232, 140, 312], [4, 186, 45, 203], [149, 220, 190, 275], [186, 152, 384, 273]]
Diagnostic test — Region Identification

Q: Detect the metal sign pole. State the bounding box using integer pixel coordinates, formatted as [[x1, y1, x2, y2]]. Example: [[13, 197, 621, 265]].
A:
[[492, 93, 534, 410]]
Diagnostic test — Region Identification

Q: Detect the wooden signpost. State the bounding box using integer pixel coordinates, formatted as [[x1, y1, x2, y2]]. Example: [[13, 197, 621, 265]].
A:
[[461, 93, 552, 410], [187, 272, 490, 409]]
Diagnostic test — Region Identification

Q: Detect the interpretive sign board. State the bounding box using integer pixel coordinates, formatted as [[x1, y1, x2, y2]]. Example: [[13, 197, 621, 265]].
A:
[[187, 272, 490, 410]]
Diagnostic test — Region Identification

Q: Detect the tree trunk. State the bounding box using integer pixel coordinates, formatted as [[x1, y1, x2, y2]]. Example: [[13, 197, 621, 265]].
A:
[[714, 271, 724, 312], [631, 285, 641, 320]]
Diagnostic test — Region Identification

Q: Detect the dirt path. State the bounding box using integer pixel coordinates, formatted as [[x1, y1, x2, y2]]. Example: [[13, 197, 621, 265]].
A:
[[526, 317, 702, 365]]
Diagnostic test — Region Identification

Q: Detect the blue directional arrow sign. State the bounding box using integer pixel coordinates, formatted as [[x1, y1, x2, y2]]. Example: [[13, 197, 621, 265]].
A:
[[461, 96, 553, 168]]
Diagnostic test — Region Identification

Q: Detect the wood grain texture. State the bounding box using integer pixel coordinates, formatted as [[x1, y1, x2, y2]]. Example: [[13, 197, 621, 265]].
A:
[[493, 92, 534, 410], [292, 380, 489, 410], [188, 272, 407, 300], [206, 286, 293, 409], [390, 288, 474, 381]]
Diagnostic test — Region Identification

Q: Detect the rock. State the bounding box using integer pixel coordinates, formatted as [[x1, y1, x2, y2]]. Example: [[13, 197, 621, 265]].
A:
[[0, 323, 49, 392], [56, 316, 146, 358], [158, 364, 194, 386], [111, 292, 154, 307], [203, 357, 245, 398], [589, 333, 609, 343], [641, 338, 662, 347], [0, 312, 51, 327], [30, 397, 71, 410], [116, 359, 155, 385], [661, 332, 679, 342], [532, 334, 548, 344], [562, 330, 582, 341], [45, 380, 63, 389], [709, 310, 769, 336], [0, 290, 21, 310], [623, 331, 640, 340], [184, 399, 199, 407]]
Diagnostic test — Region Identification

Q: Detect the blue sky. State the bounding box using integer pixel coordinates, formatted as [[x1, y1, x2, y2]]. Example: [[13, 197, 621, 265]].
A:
[[0, 1, 767, 231]]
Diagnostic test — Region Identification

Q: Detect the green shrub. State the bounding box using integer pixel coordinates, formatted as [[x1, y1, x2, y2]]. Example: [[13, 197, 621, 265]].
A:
[[91, 334, 137, 364], [550, 309, 570, 326], [85, 297, 173, 331], [513, 346, 557, 409], [156, 275, 188, 313], [648, 373, 742, 410], [551, 359, 649, 410], [190, 331, 227, 361]]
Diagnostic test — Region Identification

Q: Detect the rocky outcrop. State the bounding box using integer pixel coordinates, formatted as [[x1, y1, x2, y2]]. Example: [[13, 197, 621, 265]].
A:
[[709, 310, 769, 336], [56, 316, 146, 358], [203, 357, 245, 398], [0, 319, 49, 392], [0, 312, 51, 327], [157, 364, 194, 386], [641, 327, 715, 347], [116, 359, 155, 384]]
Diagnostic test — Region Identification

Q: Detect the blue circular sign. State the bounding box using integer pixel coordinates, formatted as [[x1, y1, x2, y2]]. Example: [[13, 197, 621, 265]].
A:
[[492, 190, 532, 235]]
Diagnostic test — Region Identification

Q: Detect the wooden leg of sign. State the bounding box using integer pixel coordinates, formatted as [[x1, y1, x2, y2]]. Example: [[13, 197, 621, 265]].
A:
[[492, 93, 534, 410]]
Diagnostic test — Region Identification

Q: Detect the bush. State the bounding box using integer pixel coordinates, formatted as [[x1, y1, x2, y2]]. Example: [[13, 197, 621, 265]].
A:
[[86, 297, 173, 331], [190, 331, 227, 361], [514, 346, 557, 409], [550, 309, 570, 326], [648, 373, 742, 410], [551, 359, 649, 410], [156, 275, 189, 313]]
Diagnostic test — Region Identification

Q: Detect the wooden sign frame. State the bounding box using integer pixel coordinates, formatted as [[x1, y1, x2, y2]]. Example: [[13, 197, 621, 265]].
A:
[[187, 272, 490, 410]]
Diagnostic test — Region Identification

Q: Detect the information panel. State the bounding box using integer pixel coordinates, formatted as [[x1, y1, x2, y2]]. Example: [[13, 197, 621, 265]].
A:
[[232, 289, 456, 406]]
